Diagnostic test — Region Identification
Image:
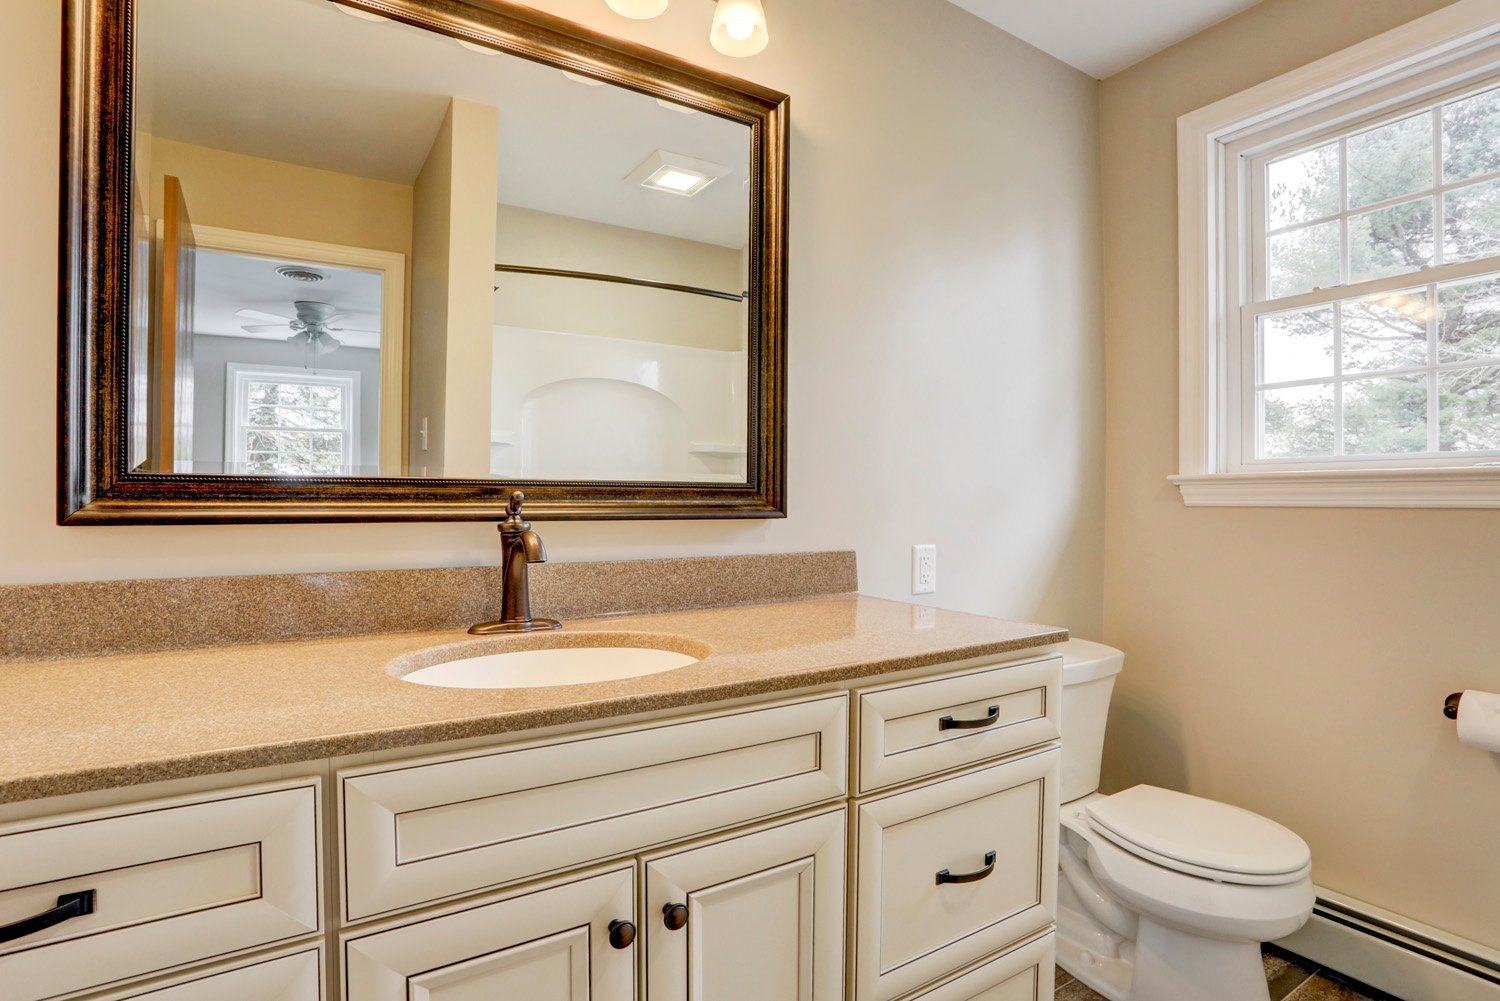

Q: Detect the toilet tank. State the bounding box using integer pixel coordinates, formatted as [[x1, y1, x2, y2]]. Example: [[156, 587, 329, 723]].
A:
[[1056, 638, 1125, 804]]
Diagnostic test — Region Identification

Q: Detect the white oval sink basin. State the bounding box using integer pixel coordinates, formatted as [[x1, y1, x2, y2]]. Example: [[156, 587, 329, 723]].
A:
[[394, 636, 706, 690]]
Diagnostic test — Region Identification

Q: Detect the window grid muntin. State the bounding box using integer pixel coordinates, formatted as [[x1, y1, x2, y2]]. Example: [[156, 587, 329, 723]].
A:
[[1247, 278, 1500, 463], [225, 365, 359, 475], [1239, 77, 1500, 470]]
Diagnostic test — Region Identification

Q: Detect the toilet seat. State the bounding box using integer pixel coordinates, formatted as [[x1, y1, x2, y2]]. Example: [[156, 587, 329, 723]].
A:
[[1084, 785, 1310, 886]]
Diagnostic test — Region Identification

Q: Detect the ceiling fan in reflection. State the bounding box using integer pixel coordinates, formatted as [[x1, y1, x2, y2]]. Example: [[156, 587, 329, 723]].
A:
[[236, 301, 376, 356]]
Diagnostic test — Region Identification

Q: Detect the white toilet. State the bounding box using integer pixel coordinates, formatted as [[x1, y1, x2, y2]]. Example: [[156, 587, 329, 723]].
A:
[[1054, 639, 1314, 1001]]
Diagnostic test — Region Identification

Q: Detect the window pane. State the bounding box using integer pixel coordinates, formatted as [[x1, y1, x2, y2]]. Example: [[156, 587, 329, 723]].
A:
[[1439, 365, 1500, 450], [1268, 220, 1341, 297], [1260, 384, 1334, 458], [1443, 87, 1500, 184], [1438, 274, 1500, 363], [1259, 306, 1334, 384], [1348, 111, 1433, 209], [247, 405, 279, 427], [1268, 142, 1340, 229], [1442, 177, 1500, 263], [1343, 375, 1428, 454], [308, 385, 344, 408], [1342, 290, 1429, 374], [1349, 197, 1434, 283]]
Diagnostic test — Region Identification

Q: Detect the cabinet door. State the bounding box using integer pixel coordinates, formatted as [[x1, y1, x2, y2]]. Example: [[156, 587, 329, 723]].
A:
[[341, 864, 635, 1001], [854, 749, 1059, 1001], [644, 808, 846, 1001]]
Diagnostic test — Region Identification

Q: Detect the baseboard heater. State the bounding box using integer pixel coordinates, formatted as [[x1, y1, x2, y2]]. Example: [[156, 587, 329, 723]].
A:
[[1276, 888, 1500, 1001]]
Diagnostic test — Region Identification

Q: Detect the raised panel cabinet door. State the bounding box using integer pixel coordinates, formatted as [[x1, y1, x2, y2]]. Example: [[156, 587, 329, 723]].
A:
[[95, 946, 323, 1001], [898, 933, 1054, 1001], [644, 807, 846, 1001], [341, 864, 635, 1001], [854, 749, 1059, 1001], [0, 779, 321, 1001], [340, 694, 848, 921]]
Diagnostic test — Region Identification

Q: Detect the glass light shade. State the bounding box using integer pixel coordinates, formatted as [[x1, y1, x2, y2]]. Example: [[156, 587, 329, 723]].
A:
[[605, 0, 668, 18], [710, 0, 768, 56]]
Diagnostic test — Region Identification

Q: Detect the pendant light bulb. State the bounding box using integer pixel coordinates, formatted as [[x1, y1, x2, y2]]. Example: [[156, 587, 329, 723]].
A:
[[710, 0, 768, 57], [605, 0, 668, 18]]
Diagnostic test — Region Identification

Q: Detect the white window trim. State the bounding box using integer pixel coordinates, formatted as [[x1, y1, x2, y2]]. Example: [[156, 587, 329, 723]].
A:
[[225, 363, 361, 475], [1174, 0, 1500, 508]]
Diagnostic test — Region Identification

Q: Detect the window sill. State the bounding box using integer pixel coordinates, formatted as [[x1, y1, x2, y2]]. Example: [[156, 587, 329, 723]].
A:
[[1169, 467, 1500, 508]]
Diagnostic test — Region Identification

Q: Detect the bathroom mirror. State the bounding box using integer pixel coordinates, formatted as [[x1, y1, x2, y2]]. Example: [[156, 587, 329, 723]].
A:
[[59, 0, 788, 523]]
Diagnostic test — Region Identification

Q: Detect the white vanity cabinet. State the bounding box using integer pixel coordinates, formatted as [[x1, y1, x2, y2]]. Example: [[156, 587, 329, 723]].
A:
[[0, 649, 1063, 1001], [643, 808, 846, 1001], [342, 864, 638, 1001], [0, 779, 322, 1001]]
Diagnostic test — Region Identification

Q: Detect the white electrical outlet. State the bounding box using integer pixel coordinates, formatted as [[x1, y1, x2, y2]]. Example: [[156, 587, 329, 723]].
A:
[[911, 544, 937, 594]]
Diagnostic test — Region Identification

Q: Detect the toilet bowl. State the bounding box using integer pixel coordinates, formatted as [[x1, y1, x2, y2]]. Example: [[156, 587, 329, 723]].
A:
[[1053, 640, 1314, 1001]]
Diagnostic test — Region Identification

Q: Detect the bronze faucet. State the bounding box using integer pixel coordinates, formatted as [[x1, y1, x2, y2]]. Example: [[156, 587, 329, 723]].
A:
[[469, 492, 561, 634]]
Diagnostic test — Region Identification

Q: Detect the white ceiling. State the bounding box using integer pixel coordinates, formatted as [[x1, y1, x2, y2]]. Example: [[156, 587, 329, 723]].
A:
[[194, 249, 384, 349], [137, 0, 751, 248], [945, 0, 1263, 78]]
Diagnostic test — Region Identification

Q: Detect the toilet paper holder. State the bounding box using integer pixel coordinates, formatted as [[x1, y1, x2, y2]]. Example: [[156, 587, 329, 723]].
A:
[[1444, 692, 1464, 720]]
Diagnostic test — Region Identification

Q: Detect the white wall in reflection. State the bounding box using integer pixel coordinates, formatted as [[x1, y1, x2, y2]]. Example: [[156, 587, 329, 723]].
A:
[[490, 325, 747, 482]]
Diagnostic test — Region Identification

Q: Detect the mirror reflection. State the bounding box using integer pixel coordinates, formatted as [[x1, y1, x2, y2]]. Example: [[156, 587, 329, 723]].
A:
[[131, 0, 752, 483]]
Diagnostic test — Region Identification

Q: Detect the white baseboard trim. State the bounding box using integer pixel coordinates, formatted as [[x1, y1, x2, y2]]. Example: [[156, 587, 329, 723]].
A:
[[1275, 888, 1500, 1001]]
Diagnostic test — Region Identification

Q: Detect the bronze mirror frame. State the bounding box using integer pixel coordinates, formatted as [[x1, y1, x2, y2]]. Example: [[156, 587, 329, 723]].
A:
[[59, 0, 788, 524]]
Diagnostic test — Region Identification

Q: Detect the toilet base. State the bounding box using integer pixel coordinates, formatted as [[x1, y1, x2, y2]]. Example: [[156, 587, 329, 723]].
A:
[[1058, 906, 1272, 1001]]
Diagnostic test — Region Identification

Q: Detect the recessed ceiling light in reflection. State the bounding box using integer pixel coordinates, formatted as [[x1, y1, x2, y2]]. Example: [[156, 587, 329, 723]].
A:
[[626, 149, 732, 197], [656, 98, 699, 115], [562, 70, 607, 87], [329, 2, 389, 22]]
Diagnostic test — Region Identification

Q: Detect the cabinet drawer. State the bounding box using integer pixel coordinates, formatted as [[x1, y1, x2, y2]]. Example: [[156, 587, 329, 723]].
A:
[[856, 657, 1059, 793], [899, 933, 1055, 1001], [339, 694, 848, 921], [94, 946, 323, 1001], [854, 749, 1059, 1001], [341, 864, 635, 1001], [0, 780, 321, 1001]]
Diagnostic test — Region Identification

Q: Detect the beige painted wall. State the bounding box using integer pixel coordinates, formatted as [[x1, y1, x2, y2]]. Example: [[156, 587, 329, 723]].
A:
[[1100, 0, 1500, 945], [145, 137, 413, 255], [408, 99, 500, 476], [2, 0, 1103, 643], [496, 204, 742, 351]]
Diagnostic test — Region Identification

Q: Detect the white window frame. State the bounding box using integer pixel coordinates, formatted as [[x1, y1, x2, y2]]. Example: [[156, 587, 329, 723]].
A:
[[1174, 0, 1500, 508], [225, 363, 361, 475]]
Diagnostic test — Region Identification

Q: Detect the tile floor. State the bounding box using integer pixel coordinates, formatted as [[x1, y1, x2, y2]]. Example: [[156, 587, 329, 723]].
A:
[[1053, 944, 1403, 1000]]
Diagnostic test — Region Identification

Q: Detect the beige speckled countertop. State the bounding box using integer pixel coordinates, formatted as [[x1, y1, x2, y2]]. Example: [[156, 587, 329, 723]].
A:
[[0, 594, 1066, 803]]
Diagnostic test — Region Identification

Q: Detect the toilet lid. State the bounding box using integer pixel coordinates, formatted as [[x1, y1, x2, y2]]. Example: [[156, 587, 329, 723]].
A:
[[1085, 785, 1310, 879]]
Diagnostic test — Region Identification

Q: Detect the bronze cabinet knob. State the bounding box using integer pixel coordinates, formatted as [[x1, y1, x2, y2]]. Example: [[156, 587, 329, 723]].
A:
[[607, 919, 636, 950], [662, 902, 689, 931]]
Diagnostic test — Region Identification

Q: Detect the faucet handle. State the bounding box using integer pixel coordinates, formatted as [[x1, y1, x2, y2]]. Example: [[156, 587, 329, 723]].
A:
[[500, 490, 530, 532]]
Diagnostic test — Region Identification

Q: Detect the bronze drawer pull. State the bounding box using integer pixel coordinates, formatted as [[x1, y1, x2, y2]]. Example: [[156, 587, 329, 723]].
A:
[[938, 706, 1000, 731], [936, 852, 996, 885], [0, 890, 95, 944]]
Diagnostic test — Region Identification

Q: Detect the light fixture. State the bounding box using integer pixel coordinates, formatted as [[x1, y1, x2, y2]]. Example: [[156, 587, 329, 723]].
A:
[[598, 0, 769, 56], [329, 2, 389, 22], [605, 0, 669, 18], [456, 39, 500, 55], [626, 149, 732, 197], [710, 0, 767, 57], [562, 70, 607, 87], [656, 97, 699, 114]]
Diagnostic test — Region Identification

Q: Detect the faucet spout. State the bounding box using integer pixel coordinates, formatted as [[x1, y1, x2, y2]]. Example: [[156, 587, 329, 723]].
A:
[[468, 492, 562, 635]]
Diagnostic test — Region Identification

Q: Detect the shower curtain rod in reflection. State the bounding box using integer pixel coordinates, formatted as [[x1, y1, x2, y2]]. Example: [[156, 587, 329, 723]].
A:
[[494, 263, 747, 302]]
